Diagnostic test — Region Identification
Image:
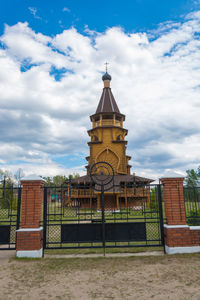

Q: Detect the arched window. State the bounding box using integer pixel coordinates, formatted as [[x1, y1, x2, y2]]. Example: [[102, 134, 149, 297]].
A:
[[96, 148, 119, 172]]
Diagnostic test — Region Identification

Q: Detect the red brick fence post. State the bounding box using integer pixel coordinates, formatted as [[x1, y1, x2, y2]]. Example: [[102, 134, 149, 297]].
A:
[[161, 177, 200, 254], [16, 175, 45, 258]]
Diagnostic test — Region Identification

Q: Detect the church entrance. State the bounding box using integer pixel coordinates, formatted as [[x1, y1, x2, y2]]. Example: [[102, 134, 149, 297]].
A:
[[104, 194, 116, 210]]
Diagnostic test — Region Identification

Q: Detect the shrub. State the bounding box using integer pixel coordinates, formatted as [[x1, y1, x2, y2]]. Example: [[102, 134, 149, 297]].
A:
[[187, 209, 200, 226]]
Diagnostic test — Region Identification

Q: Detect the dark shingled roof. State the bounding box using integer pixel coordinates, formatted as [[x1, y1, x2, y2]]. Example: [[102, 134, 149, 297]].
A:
[[96, 88, 120, 114], [70, 174, 154, 192], [71, 174, 154, 185]]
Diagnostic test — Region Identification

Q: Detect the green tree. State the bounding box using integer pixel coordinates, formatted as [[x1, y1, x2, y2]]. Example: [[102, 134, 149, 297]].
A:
[[53, 175, 68, 186], [185, 168, 199, 187], [0, 169, 12, 181], [68, 173, 80, 180], [42, 176, 54, 186], [43, 173, 80, 186], [0, 170, 15, 209], [14, 168, 25, 186], [197, 166, 200, 178]]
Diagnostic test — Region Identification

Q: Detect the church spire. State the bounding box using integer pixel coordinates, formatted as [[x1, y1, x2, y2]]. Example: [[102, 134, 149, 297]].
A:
[[95, 71, 121, 115]]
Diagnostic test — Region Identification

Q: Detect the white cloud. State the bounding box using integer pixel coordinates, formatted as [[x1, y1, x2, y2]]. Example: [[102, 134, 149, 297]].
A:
[[62, 7, 70, 13], [1, 162, 85, 178], [0, 11, 200, 179], [28, 7, 42, 20]]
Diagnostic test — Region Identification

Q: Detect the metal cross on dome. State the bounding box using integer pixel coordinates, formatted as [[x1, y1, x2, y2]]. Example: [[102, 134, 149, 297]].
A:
[[104, 62, 109, 73]]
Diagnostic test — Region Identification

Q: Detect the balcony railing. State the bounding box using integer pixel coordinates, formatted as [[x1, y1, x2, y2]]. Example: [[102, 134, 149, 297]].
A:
[[70, 189, 95, 196], [120, 187, 149, 197], [68, 187, 149, 198], [92, 120, 122, 128]]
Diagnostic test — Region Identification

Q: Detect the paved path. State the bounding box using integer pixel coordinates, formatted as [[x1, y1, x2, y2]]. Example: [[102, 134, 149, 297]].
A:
[[45, 251, 164, 259], [0, 250, 164, 261]]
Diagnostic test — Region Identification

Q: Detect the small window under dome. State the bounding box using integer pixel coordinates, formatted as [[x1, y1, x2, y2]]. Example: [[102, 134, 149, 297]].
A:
[[102, 115, 113, 120]]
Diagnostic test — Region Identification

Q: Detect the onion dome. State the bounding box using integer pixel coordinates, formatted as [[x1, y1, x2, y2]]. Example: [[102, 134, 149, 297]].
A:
[[102, 72, 112, 81]]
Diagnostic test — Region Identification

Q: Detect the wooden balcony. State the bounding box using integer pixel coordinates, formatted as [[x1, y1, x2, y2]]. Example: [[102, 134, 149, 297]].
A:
[[68, 187, 149, 199], [119, 187, 149, 198], [92, 120, 122, 128], [70, 189, 95, 198]]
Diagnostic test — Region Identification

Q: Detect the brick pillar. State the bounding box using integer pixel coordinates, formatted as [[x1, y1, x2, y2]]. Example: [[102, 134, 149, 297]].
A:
[[161, 177, 186, 225], [16, 175, 45, 258], [161, 177, 200, 254]]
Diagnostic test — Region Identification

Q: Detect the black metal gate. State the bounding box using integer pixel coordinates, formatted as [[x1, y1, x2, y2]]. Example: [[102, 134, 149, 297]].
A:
[[43, 163, 164, 251], [0, 183, 21, 250]]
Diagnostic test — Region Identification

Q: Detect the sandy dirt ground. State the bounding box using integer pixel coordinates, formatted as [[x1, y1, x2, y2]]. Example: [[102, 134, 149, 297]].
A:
[[0, 251, 200, 300]]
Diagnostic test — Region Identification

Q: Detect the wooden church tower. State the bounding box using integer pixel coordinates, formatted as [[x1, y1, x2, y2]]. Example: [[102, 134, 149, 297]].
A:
[[86, 72, 131, 175], [68, 70, 153, 210]]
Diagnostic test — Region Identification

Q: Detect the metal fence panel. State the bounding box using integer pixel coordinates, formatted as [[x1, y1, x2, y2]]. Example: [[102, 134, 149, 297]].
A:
[[43, 183, 164, 251], [0, 185, 21, 250], [184, 187, 200, 226]]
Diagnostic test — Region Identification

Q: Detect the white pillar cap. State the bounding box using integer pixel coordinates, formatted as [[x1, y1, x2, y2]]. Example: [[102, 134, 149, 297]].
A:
[[20, 174, 45, 182], [160, 171, 185, 179]]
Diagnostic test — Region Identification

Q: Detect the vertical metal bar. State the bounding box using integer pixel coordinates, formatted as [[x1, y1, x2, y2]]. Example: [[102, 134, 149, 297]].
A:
[[43, 187, 47, 255], [2, 177, 9, 219], [144, 185, 147, 246], [189, 188, 191, 218], [101, 184, 106, 256], [16, 187, 21, 230], [10, 184, 13, 215], [194, 187, 197, 214], [158, 184, 165, 250], [183, 187, 187, 219], [2, 176, 6, 198]]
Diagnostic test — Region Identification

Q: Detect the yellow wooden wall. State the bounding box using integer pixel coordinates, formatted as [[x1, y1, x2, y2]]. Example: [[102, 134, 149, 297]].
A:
[[88, 126, 131, 175]]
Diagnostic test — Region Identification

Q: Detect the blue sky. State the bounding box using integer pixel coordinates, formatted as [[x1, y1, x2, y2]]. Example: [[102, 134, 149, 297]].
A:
[[0, 0, 200, 179], [0, 0, 199, 35]]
